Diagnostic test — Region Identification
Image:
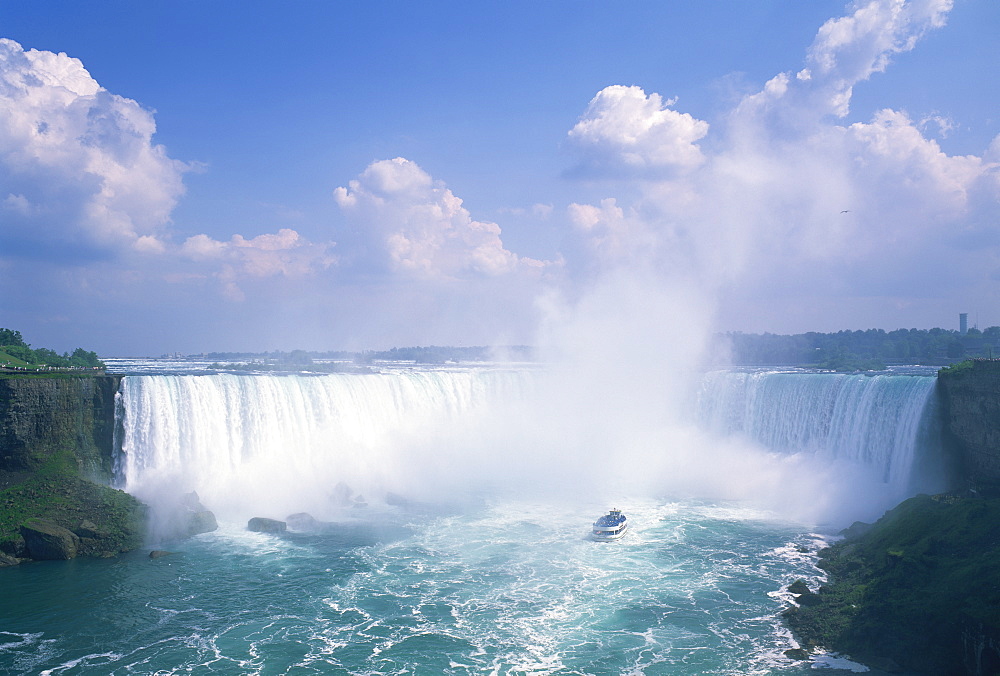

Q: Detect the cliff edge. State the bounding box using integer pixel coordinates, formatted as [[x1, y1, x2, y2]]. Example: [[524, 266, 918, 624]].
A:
[[937, 359, 1000, 491], [784, 494, 1000, 674], [783, 360, 1000, 674], [0, 375, 146, 564]]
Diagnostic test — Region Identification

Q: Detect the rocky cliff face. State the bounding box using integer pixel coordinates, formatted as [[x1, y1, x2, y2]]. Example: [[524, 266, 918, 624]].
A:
[[937, 360, 1000, 490], [0, 375, 147, 564], [0, 375, 120, 481], [781, 362, 1000, 674]]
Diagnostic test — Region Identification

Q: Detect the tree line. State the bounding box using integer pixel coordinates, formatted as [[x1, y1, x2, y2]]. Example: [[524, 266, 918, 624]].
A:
[[0, 328, 105, 370], [725, 327, 1000, 368]]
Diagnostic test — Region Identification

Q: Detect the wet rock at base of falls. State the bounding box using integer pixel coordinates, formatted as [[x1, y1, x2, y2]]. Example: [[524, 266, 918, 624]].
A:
[[247, 517, 287, 533], [149, 550, 174, 559], [20, 518, 80, 560], [0, 535, 27, 558], [384, 492, 410, 507], [187, 510, 219, 536], [331, 482, 354, 506], [73, 519, 107, 539], [181, 491, 207, 511], [0, 551, 20, 566], [285, 512, 319, 530]]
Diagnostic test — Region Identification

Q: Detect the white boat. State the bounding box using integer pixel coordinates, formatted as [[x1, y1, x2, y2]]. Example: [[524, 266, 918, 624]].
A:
[[591, 508, 628, 541]]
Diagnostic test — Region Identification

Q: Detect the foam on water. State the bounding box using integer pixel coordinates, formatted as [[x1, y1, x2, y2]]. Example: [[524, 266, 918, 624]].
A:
[[0, 365, 943, 673], [2, 499, 856, 675], [114, 366, 943, 530]]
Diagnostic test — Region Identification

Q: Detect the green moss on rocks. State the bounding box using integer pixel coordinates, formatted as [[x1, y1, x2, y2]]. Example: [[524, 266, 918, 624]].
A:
[[0, 449, 146, 560], [784, 494, 1000, 674], [0, 375, 146, 563]]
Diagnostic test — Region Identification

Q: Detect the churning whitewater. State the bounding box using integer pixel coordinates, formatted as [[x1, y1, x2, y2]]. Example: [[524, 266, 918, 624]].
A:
[[1, 366, 943, 674]]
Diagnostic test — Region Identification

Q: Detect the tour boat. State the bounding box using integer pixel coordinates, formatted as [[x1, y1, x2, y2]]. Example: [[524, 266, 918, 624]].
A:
[[591, 508, 628, 541]]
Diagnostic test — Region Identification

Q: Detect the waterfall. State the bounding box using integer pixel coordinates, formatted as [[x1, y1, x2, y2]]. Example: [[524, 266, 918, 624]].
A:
[[115, 369, 533, 519], [114, 366, 945, 527], [696, 370, 942, 497]]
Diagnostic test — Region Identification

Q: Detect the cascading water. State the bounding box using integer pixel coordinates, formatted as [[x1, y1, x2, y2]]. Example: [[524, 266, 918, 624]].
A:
[[696, 370, 944, 503], [5, 365, 951, 674], [114, 366, 945, 527], [115, 368, 535, 522]]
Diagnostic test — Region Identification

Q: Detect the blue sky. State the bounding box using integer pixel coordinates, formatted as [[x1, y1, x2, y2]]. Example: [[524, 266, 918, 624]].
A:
[[1, 0, 998, 356]]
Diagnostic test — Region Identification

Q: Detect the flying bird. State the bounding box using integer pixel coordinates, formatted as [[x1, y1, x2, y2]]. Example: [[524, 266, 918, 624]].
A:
[[840, 210, 850, 213]]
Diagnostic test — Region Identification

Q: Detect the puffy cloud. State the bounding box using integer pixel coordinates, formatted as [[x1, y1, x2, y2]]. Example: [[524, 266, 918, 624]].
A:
[[809, 0, 951, 79], [0, 38, 340, 306], [180, 229, 336, 301], [567, 198, 662, 268], [736, 0, 953, 124], [0, 38, 189, 258], [564, 0, 999, 332], [334, 157, 551, 279], [567, 85, 709, 177]]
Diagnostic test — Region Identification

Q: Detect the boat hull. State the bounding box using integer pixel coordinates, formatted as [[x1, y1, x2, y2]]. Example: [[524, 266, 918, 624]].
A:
[[591, 508, 628, 541], [591, 527, 628, 541]]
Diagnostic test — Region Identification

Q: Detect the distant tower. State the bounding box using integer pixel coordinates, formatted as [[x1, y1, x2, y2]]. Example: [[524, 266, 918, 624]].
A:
[[960, 313, 968, 335]]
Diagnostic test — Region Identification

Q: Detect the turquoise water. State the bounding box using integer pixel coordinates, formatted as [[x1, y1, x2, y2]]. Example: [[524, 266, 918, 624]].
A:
[[1, 366, 938, 674], [1, 500, 857, 675]]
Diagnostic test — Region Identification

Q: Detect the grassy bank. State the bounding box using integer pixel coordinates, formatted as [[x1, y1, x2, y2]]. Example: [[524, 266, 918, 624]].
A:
[[784, 494, 1000, 673], [0, 449, 146, 559]]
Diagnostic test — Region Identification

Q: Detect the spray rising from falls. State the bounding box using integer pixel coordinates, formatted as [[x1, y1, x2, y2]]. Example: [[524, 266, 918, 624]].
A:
[[697, 370, 945, 505], [115, 369, 534, 523], [115, 368, 945, 529]]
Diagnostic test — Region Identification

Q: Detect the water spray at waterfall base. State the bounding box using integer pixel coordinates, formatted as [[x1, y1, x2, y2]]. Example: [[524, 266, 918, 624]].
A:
[[114, 352, 944, 539]]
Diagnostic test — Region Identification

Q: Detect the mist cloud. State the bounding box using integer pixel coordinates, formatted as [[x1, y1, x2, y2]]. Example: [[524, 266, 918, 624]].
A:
[[565, 0, 998, 331]]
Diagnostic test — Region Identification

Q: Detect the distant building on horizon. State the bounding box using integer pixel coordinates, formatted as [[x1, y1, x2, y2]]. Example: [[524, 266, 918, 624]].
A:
[[960, 313, 969, 335]]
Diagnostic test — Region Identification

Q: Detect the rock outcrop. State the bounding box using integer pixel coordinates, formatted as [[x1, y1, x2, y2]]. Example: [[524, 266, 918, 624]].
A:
[[180, 492, 218, 536], [248, 517, 286, 533], [784, 494, 1000, 674], [20, 518, 81, 560], [0, 375, 147, 564], [0, 376, 120, 480], [937, 360, 1000, 490], [285, 512, 319, 530], [187, 510, 219, 535]]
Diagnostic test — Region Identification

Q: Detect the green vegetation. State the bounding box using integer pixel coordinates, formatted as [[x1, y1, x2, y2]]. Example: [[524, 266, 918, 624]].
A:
[[726, 327, 1000, 368], [0, 327, 104, 373], [0, 448, 145, 558], [938, 359, 976, 377], [784, 494, 1000, 673], [814, 349, 886, 372]]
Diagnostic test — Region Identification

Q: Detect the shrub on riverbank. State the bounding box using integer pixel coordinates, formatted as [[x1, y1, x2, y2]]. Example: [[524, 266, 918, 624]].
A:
[[0, 449, 146, 562], [784, 494, 1000, 674]]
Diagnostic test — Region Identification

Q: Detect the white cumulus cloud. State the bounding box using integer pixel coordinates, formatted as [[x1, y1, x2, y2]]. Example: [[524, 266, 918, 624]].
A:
[[0, 38, 189, 257], [567, 85, 709, 178], [563, 0, 999, 333], [334, 157, 551, 279], [180, 229, 336, 301]]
